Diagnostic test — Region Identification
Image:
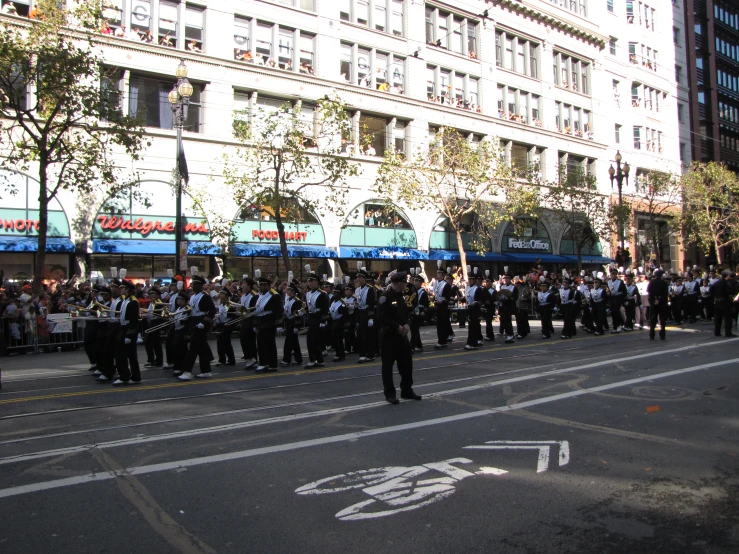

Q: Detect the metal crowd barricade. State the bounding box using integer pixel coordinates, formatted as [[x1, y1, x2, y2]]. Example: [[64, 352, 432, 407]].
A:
[[1, 315, 38, 355], [42, 313, 86, 352]]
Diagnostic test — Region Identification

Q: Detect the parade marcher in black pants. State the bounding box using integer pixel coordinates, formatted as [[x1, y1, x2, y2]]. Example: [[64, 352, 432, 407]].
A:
[[433, 267, 453, 348], [113, 279, 141, 385], [329, 284, 350, 362], [710, 270, 736, 337], [215, 291, 236, 366], [239, 278, 258, 369], [515, 280, 532, 339], [464, 271, 486, 350], [498, 274, 518, 344], [669, 277, 685, 324], [322, 280, 335, 353], [342, 283, 357, 355], [558, 278, 580, 339], [253, 276, 282, 372], [590, 278, 609, 335], [354, 271, 378, 362], [304, 271, 329, 368], [95, 285, 118, 382], [607, 268, 627, 333], [683, 273, 700, 323], [163, 280, 180, 370], [83, 286, 100, 372], [281, 281, 304, 366], [410, 274, 429, 351], [143, 287, 164, 367], [536, 280, 555, 339], [178, 274, 217, 380], [482, 275, 496, 341], [377, 271, 422, 404], [647, 270, 670, 340], [170, 294, 189, 372], [623, 273, 641, 331]]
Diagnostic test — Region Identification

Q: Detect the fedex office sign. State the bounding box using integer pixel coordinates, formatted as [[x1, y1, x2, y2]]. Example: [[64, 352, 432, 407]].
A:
[[508, 238, 549, 250]]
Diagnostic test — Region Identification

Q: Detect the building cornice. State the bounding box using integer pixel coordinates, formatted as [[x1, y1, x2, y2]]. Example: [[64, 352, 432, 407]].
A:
[[491, 0, 607, 49]]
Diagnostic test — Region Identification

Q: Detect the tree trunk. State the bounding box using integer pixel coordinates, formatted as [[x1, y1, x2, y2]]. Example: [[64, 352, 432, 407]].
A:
[[33, 160, 49, 295], [455, 227, 468, 283], [273, 174, 292, 277], [715, 237, 724, 264]]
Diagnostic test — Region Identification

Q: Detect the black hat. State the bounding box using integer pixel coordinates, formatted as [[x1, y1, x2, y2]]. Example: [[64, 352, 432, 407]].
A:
[[99, 286, 111, 295], [356, 270, 368, 279], [286, 281, 300, 292], [110, 278, 122, 287], [413, 274, 425, 282], [243, 278, 255, 287], [367, 273, 376, 281], [191, 275, 206, 285], [149, 287, 162, 295], [122, 279, 136, 290], [306, 272, 321, 281], [344, 283, 355, 291], [609, 268, 618, 273], [322, 280, 333, 288], [390, 272, 407, 283], [257, 276, 271, 285]]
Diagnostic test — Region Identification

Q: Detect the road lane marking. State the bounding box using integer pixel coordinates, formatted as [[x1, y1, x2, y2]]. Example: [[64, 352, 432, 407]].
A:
[[0, 356, 735, 500], [0, 340, 727, 465]]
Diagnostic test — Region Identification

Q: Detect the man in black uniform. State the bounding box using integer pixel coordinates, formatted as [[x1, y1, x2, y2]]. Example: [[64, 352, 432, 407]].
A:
[[113, 280, 141, 386], [377, 271, 422, 404], [498, 274, 518, 343], [482, 275, 496, 342], [96, 284, 119, 382], [83, 285, 100, 372], [239, 278, 258, 369], [710, 270, 737, 337], [464, 270, 486, 350], [647, 269, 670, 340], [433, 267, 453, 349], [254, 276, 282, 372], [304, 272, 329, 368], [354, 270, 377, 363], [558, 278, 580, 339], [281, 281, 304, 366], [178, 275, 217, 380], [410, 274, 429, 351]]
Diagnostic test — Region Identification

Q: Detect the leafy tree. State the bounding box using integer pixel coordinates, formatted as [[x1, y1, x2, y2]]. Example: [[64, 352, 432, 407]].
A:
[[374, 127, 540, 282], [679, 161, 739, 264], [222, 94, 360, 274], [630, 169, 681, 266], [0, 0, 149, 292], [545, 167, 612, 272]]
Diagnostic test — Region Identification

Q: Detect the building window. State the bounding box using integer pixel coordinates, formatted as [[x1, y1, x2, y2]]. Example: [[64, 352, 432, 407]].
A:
[[673, 26, 680, 46], [426, 6, 478, 57], [549, 0, 587, 17], [340, 43, 405, 94], [629, 42, 638, 64], [129, 74, 201, 132], [497, 84, 541, 126], [341, 0, 403, 36], [496, 31, 541, 79], [554, 51, 591, 94], [609, 37, 617, 55], [427, 65, 481, 110], [184, 6, 204, 52], [615, 124, 621, 144], [275, 0, 315, 9], [607, 0, 614, 13], [633, 126, 641, 149]]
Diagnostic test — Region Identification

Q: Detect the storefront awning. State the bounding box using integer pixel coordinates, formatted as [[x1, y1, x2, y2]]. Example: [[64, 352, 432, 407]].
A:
[[231, 243, 337, 258], [563, 255, 614, 265], [0, 237, 75, 253], [92, 239, 222, 255], [428, 249, 510, 262], [338, 246, 429, 260], [504, 253, 571, 263]]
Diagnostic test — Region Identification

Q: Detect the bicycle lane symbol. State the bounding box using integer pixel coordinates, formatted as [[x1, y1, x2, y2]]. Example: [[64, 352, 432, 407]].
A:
[[295, 441, 569, 521]]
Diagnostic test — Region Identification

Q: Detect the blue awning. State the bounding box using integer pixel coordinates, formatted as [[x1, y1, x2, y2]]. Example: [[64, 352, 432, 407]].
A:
[[92, 239, 222, 255], [563, 255, 614, 265], [0, 237, 75, 253], [428, 249, 510, 262], [504, 253, 570, 263], [339, 246, 429, 260], [232, 243, 337, 258]]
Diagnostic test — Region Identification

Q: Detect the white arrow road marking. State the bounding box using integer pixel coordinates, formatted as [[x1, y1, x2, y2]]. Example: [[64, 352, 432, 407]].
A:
[[463, 441, 570, 473]]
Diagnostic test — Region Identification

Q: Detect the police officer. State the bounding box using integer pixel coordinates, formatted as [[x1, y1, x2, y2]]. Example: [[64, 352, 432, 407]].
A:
[[647, 269, 670, 340], [377, 271, 422, 404], [710, 270, 736, 337]]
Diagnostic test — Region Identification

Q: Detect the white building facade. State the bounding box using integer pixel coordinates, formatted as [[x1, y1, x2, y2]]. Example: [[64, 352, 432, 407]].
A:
[[0, 0, 684, 281]]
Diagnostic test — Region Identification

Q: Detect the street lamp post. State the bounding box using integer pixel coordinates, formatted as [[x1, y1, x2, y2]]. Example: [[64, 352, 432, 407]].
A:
[[168, 59, 193, 279], [608, 150, 631, 251]]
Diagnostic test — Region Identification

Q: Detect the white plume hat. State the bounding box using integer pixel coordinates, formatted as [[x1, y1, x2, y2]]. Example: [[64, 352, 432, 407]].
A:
[[304, 264, 311, 273], [254, 269, 261, 279], [119, 268, 127, 279], [167, 269, 173, 278], [110, 267, 117, 278], [190, 266, 198, 275]]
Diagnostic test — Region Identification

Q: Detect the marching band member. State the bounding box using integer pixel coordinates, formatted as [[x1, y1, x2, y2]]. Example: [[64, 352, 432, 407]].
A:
[[113, 279, 141, 386], [558, 278, 581, 339], [304, 269, 329, 368], [240, 277, 258, 369], [143, 287, 164, 368], [700, 278, 712, 321], [355, 269, 378, 362], [329, 282, 350, 362], [464, 269, 486, 350], [98, 279, 123, 382], [683, 271, 700, 323], [410, 273, 429, 352], [515, 277, 532, 339], [170, 293, 189, 372], [433, 265, 453, 349], [623, 272, 641, 331], [321, 279, 335, 354], [607, 268, 627, 333], [670, 276, 685, 324], [83, 284, 101, 372], [482, 273, 496, 342], [536, 280, 555, 339], [178, 273, 217, 381], [498, 273, 518, 344], [635, 271, 650, 329], [280, 281, 304, 366], [342, 282, 357, 355], [215, 290, 236, 366], [253, 275, 282, 372], [590, 277, 608, 335], [578, 275, 593, 333], [93, 285, 113, 380], [163, 279, 181, 370]]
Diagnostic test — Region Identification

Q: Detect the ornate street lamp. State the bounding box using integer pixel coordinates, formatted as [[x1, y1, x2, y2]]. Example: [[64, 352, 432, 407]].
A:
[[168, 59, 193, 278], [608, 150, 631, 250]]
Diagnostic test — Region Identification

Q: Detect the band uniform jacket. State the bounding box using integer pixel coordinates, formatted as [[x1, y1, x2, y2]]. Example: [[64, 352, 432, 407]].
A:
[[624, 284, 641, 307], [119, 296, 140, 340], [559, 287, 581, 311], [415, 286, 430, 316], [254, 291, 283, 330], [306, 289, 330, 323], [355, 284, 377, 319], [497, 284, 519, 315], [283, 297, 304, 330], [607, 278, 628, 303], [465, 284, 487, 320], [187, 291, 217, 331]]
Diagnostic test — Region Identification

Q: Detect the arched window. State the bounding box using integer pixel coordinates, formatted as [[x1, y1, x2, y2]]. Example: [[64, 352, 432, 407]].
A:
[[560, 223, 603, 256], [341, 201, 416, 247], [501, 217, 552, 253], [238, 197, 319, 224]]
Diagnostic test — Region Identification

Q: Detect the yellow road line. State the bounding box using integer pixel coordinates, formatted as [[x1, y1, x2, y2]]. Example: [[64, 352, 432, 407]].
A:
[[0, 329, 684, 406]]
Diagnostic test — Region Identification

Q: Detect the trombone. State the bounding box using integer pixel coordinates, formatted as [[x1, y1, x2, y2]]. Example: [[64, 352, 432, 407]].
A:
[[144, 306, 191, 334], [223, 305, 256, 326]]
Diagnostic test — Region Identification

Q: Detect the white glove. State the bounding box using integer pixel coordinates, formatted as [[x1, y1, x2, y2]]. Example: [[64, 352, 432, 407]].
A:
[[319, 323, 326, 328], [124, 338, 131, 345], [368, 319, 374, 328], [196, 323, 204, 329], [293, 328, 299, 335]]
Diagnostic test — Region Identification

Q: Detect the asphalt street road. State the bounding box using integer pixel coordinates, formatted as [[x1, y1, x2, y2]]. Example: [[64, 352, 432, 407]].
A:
[[0, 320, 737, 554]]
